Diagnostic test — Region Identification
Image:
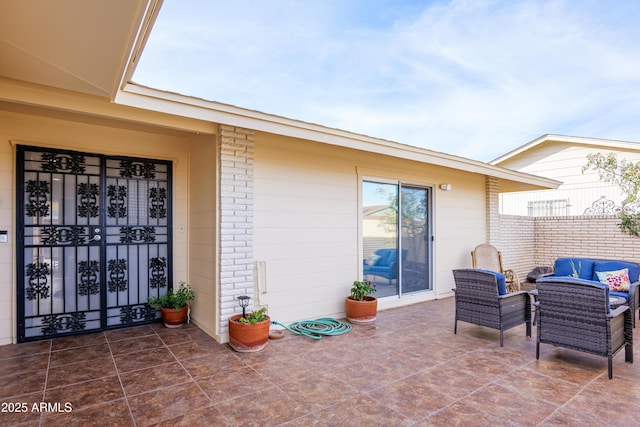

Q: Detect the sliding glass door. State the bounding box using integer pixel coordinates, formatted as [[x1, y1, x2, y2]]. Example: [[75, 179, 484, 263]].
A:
[[362, 180, 432, 298]]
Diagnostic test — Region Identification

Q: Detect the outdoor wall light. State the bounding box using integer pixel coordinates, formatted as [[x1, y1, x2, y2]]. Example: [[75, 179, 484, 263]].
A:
[[440, 183, 452, 191], [237, 295, 250, 318]]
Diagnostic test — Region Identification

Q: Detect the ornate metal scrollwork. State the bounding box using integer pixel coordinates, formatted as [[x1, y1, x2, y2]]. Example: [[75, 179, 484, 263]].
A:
[[41, 226, 86, 245], [41, 312, 87, 335], [25, 262, 51, 300], [107, 185, 127, 218], [584, 197, 640, 215], [78, 260, 100, 296], [77, 183, 100, 218], [25, 180, 50, 217], [149, 257, 167, 289], [41, 152, 86, 174], [120, 304, 156, 323], [119, 160, 156, 179], [119, 226, 156, 243], [107, 259, 128, 292], [149, 187, 167, 219]]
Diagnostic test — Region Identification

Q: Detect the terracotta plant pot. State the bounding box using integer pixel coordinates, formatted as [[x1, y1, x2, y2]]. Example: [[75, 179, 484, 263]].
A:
[[161, 306, 189, 328], [345, 296, 377, 325], [228, 314, 271, 352]]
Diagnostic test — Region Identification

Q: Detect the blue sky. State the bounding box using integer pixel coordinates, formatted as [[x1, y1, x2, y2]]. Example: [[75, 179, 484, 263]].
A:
[[133, 0, 640, 162]]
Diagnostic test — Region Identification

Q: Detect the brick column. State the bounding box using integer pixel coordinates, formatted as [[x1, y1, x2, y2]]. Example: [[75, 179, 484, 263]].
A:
[[219, 125, 255, 336], [486, 176, 500, 245]]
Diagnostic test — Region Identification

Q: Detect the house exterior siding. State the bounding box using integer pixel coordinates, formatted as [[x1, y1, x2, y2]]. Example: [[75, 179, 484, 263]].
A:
[[496, 139, 640, 217], [252, 132, 487, 325]]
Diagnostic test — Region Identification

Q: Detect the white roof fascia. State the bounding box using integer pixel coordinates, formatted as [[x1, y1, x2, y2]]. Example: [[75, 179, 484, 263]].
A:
[[114, 0, 164, 99], [115, 82, 560, 189]]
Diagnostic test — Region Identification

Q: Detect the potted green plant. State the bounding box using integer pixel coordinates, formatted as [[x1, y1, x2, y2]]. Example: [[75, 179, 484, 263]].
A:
[[345, 280, 377, 325], [147, 281, 195, 328], [228, 307, 271, 353]]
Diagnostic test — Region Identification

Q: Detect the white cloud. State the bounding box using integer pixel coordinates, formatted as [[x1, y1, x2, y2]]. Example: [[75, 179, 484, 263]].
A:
[[134, 0, 640, 161]]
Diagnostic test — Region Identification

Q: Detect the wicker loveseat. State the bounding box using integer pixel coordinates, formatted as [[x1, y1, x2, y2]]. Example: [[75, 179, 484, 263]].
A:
[[535, 276, 633, 379], [544, 258, 640, 327], [452, 269, 531, 346]]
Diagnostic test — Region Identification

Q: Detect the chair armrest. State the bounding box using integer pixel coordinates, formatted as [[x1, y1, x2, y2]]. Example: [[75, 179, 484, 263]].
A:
[[498, 290, 529, 299], [628, 281, 638, 298], [537, 272, 554, 279], [608, 305, 630, 319]]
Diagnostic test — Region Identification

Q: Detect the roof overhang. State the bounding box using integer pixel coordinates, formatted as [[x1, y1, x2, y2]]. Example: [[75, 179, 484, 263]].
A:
[[115, 83, 561, 192], [0, 0, 160, 99]]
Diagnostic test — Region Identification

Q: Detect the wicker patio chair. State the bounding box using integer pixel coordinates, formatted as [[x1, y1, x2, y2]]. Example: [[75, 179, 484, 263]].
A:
[[535, 277, 633, 379], [453, 269, 532, 346], [471, 244, 521, 292]]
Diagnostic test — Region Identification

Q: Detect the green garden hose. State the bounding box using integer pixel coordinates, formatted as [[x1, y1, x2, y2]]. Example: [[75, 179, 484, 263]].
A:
[[272, 318, 351, 340]]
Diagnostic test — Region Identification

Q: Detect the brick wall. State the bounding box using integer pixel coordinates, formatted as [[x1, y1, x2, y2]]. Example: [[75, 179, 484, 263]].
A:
[[498, 214, 640, 285], [486, 177, 500, 245], [219, 125, 255, 334]]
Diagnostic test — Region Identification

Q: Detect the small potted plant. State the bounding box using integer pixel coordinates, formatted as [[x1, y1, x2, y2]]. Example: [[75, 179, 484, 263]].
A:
[[345, 280, 377, 325], [147, 281, 195, 328], [228, 305, 271, 353]]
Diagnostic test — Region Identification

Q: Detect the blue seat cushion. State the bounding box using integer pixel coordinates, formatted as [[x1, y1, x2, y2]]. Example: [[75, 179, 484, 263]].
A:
[[609, 291, 629, 302], [478, 269, 507, 295], [554, 258, 594, 280], [593, 260, 640, 283]]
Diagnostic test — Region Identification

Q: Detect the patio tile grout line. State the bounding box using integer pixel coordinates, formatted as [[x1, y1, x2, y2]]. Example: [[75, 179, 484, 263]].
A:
[[106, 331, 138, 427], [37, 339, 53, 427]]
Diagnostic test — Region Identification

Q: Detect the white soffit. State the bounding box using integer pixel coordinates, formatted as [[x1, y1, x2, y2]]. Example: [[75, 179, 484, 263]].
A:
[[0, 0, 152, 98]]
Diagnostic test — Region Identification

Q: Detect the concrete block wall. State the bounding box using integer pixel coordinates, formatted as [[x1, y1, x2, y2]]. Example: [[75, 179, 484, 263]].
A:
[[218, 125, 255, 335], [486, 177, 500, 245], [497, 215, 536, 283], [497, 214, 640, 284]]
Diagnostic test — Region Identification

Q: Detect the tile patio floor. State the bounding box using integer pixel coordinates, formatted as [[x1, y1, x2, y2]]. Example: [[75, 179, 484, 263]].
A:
[[2, 297, 640, 426]]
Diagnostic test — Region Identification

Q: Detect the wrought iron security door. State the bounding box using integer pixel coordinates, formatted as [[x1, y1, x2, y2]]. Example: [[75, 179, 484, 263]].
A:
[[17, 146, 172, 341]]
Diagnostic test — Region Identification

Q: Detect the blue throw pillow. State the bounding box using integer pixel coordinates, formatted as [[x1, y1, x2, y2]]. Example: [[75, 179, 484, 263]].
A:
[[554, 258, 594, 280], [478, 269, 507, 295], [593, 261, 640, 284]]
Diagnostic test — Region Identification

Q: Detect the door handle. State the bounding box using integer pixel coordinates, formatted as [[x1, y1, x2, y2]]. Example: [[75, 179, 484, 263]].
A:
[[89, 228, 101, 242]]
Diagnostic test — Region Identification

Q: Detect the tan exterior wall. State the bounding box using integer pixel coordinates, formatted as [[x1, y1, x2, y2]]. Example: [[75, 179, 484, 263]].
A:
[[0, 108, 193, 345], [188, 132, 219, 339], [497, 214, 640, 284], [253, 132, 487, 325]]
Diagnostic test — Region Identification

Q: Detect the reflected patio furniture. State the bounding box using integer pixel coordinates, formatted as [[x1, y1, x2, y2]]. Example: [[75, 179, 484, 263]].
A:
[[452, 269, 531, 347], [363, 248, 406, 286], [535, 276, 633, 379], [471, 243, 521, 292]]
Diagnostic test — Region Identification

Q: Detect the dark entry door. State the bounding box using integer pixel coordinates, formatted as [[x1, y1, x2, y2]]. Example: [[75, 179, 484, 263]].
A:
[[17, 146, 172, 341]]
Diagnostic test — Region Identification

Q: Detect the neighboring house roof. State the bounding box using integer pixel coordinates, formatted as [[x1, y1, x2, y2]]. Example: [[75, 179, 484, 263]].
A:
[[490, 134, 640, 166], [0, 0, 560, 193]]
